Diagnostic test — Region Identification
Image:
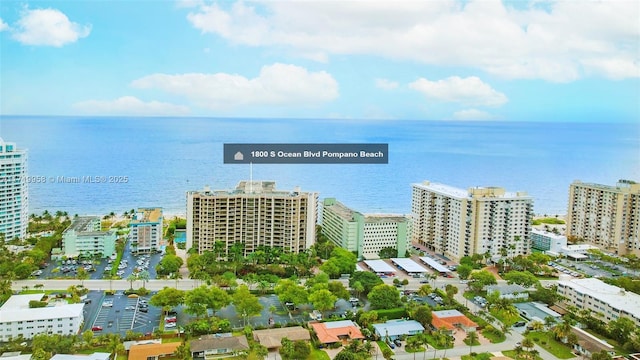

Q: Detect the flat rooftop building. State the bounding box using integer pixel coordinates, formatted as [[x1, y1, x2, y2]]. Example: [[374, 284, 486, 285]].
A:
[[322, 198, 409, 259], [0, 294, 84, 341], [187, 181, 317, 255], [411, 181, 533, 261], [0, 139, 28, 241], [62, 216, 116, 258], [557, 277, 640, 326]]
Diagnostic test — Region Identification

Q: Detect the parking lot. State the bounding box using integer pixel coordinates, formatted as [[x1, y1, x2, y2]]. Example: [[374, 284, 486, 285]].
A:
[[82, 291, 162, 336]]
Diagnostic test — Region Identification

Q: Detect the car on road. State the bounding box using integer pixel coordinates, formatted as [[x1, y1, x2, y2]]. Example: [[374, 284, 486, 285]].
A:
[[125, 306, 135, 310], [102, 301, 113, 307], [91, 326, 103, 331], [513, 321, 526, 327], [419, 280, 429, 283]]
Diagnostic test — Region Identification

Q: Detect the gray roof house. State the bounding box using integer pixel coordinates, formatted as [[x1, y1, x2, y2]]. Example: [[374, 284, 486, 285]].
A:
[[190, 334, 250, 359], [372, 320, 424, 340]]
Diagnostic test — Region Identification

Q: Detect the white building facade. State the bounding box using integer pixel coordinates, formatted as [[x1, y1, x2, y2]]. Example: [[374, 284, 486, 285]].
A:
[[0, 294, 84, 341], [557, 278, 640, 326], [0, 139, 28, 241], [411, 181, 533, 261], [130, 208, 163, 254]]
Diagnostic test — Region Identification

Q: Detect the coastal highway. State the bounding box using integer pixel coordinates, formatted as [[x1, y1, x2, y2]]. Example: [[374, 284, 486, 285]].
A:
[[11, 277, 558, 292]]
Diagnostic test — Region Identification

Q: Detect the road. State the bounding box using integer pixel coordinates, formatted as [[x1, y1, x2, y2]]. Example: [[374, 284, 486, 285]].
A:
[[12, 277, 558, 292]]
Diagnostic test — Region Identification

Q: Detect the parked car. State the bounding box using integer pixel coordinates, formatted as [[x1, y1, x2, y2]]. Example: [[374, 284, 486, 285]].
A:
[[165, 316, 177, 323], [91, 326, 103, 331], [393, 339, 402, 347], [164, 322, 176, 328]]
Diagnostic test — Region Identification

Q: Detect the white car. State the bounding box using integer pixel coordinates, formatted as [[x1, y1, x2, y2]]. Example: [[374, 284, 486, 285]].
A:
[[164, 322, 176, 328], [102, 302, 113, 307]]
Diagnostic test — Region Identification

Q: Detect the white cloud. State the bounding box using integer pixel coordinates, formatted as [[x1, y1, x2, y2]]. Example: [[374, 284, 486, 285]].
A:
[[452, 109, 495, 120], [0, 18, 9, 32], [185, 0, 640, 81], [131, 63, 339, 109], [409, 76, 508, 106], [72, 96, 190, 116], [375, 78, 399, 90], [12, 8, 91, 46]]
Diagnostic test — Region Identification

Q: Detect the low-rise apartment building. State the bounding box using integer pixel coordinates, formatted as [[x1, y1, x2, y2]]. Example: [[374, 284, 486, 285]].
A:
[[62, 216, 116, 258], [322, 198, 409, 259], [0, 294, 84, 341], [557, 278, 640, 326]]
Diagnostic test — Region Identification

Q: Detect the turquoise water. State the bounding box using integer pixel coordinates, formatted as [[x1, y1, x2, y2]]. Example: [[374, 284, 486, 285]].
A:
[[174, 230, 186, 244], [3, 116, 639, 216]]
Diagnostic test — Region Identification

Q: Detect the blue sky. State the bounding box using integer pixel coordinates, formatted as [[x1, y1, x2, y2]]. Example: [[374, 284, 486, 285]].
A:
[[1, 0, 638, 121]]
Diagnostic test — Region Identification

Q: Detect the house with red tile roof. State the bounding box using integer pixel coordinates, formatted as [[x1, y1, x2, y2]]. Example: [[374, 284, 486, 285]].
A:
[[431, 310, 478, 333], [311, 320, 365, 344]]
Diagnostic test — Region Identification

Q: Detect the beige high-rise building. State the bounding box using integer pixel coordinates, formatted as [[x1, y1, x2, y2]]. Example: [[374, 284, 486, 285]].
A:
[[567, 180, 640, 255], [186, 181, 318, 256], [411, 181, 533, 262], [130, 208, 163, 254]]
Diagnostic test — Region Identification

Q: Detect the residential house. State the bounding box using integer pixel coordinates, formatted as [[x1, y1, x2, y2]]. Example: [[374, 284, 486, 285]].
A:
[[128, 342, 180, 360], [253, 326, 310, 349], [311, 320, 365, 345], [431, 310, 478, 333], [372, 320, 424, 341], [190, 334, 250, 359]]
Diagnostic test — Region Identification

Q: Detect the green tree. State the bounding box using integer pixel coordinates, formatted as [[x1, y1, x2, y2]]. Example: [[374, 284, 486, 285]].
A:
[[233, 285, 263, 326], [357, 310, 379, 328], [309, 289, 337, 317], [469, 269, 497, 292], [378, 247, 397, 259], [185, 286, 216, 318], [503, 270, 540, 288], [367, 284, 400, 309], [328, 280, 351, 300], [126, 273, 138, 290], [591, 350, 613, 360], [457, 264, 474, 280], [320, 247, 357, 278], [608, 317, 636, 344], [279, 338, 310, 360], [412, 305, 432, 328], [150, 287, 185, 315], [274, 279, 309, 308], [156, 254, 184, 276], [465, 331, 479, 354], [552, 318, 573, 342], [349, 271, 383, 295]]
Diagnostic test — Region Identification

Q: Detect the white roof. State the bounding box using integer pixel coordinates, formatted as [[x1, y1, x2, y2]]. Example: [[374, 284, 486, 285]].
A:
[[363, 260, 396, 273], [559, 278, 640, 318], [566, 253, 588, 259], [0, 294, 84, 323], [419, 257, 451, 273], [413, 182, 468, 198], [324, 320, 358, 329], [390, 258, 428, 273], [355, 264, 365, 272], [50, 354, 111, 360], [372, 320, 424, 337]]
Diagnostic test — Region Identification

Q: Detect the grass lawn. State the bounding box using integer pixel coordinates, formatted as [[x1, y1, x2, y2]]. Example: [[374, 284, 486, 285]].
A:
[[503, 349, 543, 360], [461, 352, 493, 360], [527, 331, 575, 359], [309, 348, 330, 360], [377, 340, 392, 352], [161, 337, 183, 343], [463, 338, 481, 346], [423, 333, 453, 349], [482, 329, 506, 343], [489, 308, 521, 326]]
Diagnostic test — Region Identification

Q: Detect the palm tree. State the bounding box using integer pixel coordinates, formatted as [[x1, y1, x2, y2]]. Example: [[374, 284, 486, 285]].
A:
[[137, 270, 150, 288], [466, 331, 479, 354], [126, 273, 138, 290], [552, 319, 572, 343]]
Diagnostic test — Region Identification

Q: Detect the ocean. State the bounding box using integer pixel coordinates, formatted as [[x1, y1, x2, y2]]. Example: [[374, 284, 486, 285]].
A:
[[3, 116, 639, 217]]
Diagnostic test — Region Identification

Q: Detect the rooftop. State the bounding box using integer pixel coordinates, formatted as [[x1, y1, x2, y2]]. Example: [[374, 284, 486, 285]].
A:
[[0, 294, 84, 323], [372, 320, 425, 337], [432, 310, 478, 330], [558, 278, 640, 318], [253, 326, 310, 348], [190, 334, 249, 353], [132, 208, 162, 224], [363, 260, 396, 273], [128, 342, 180, 360], [413, 181, 529, 200], [324, 199, 356, 221], [65, 216, 100, 233], [50, 353, 111, 360], [311, 320, 364, 344], [391, 258, 429, 273], [190, 181, 315, 197]]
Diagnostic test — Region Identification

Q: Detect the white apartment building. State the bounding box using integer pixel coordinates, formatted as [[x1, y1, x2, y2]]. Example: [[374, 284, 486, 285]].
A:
[[0, 294, 84, 341], [0, 139, 28, 241], [411, 181, 533, 261], [567, 180, 640, 255], [187, 181, 317, 255], [322, 198, 409, 259], [62, 216, 116, 258], [557, 278, 640, 326], [130, 208, 163, 254]]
